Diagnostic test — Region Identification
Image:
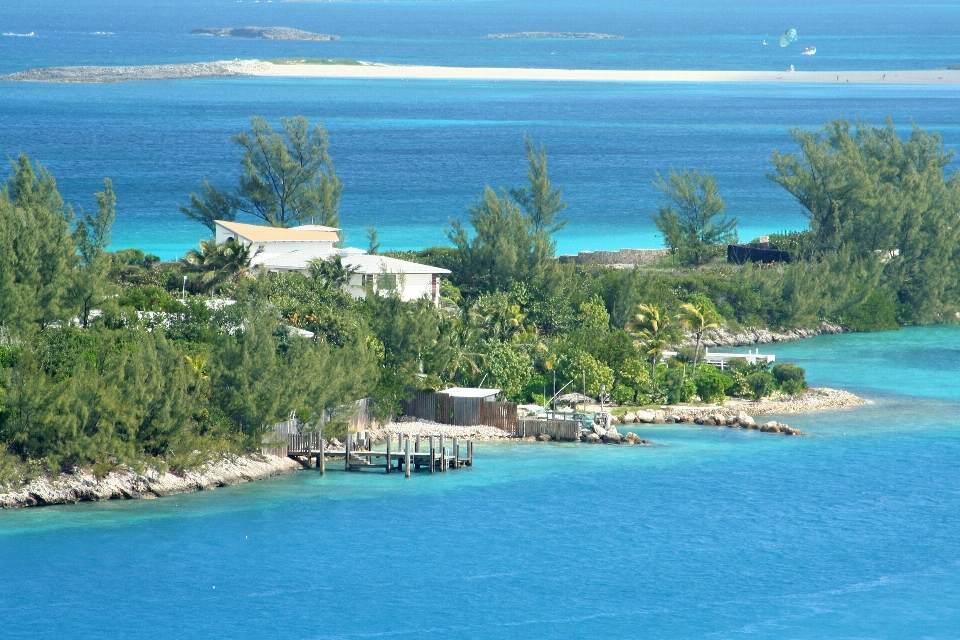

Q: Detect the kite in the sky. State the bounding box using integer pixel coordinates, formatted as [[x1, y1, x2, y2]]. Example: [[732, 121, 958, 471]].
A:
[[779, 28, 798, 47]]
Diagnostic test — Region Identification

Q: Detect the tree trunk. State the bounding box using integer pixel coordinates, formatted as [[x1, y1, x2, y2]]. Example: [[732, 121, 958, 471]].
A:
[[692, 332, 702, 376]]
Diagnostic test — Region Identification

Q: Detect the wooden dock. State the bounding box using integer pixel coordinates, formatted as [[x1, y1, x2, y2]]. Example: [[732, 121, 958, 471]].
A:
[[286, 432, 473, 477]]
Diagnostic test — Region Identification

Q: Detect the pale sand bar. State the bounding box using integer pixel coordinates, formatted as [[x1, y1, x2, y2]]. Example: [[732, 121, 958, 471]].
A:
[[254, 62, 960, 85]]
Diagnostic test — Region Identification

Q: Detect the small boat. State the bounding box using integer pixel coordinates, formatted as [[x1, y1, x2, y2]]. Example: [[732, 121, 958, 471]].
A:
[[802, 46, 817, 55], [762, 39, 767, 45]]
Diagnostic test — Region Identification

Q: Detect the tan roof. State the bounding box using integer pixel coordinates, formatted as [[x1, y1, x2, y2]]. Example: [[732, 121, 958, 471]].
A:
[[215, 220, 340, 242]]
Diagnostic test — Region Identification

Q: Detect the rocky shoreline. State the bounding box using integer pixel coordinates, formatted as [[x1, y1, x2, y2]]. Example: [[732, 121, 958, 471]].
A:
[[609, 387, 869, 435], [0, 453, 300, 509], [691, 323, 845, 348], [1, 60, 270, 83]]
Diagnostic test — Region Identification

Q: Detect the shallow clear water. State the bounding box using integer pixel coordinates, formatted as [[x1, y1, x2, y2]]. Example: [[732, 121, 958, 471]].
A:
[[2, 328, 960, 638], [2, 1, 960, 257]]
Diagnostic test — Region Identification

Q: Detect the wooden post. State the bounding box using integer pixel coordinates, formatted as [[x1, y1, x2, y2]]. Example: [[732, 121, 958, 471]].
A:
[[385, 433, 392, 474], [429, 436, 436, 474], [404, 437, 411, 478], [439, 434, 445, 471], [320, 438, 326, 475], [415, 434, 421, 453], [467, 440, 473, 466], [345, 433, 352, 472], [453, 437, 459, 469]]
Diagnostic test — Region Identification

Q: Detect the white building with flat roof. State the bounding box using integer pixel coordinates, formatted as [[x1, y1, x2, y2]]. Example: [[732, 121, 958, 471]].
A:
[[212, 220, 450, 306]]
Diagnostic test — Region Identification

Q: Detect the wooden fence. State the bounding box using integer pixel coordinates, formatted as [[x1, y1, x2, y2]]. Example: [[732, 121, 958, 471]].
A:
[[517, 417, 582, 442], [261, 398, 379, 456], [401, 391, 519, 433]]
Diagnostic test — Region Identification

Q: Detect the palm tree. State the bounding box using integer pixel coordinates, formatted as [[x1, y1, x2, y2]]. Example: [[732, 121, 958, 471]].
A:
[[181, 237, 252, 293], [307, 254, 357, 289], [627, 302, 674, 387], [677, 298, 722, 375], [438, 315, 486, 385]]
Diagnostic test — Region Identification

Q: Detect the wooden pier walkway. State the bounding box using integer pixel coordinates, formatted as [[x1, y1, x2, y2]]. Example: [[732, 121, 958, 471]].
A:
[[286, 432, 473, 478]]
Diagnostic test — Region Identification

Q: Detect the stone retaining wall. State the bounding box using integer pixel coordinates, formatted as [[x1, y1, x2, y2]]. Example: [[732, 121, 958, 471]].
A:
[[558, 248, 669, 266]]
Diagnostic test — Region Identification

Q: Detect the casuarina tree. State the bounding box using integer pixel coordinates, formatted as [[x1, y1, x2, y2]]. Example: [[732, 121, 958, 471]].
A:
[[180, 116, 343, 230]]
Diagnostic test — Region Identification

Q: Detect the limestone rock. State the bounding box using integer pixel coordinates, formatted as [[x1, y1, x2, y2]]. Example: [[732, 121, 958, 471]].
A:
[[536, 433, 552, 442], [602, 428, 622, 443], [760, 421, 781, 433], [585, 432, 602, 443], [592, 423, 607, 437], [635, 410, 656, 423], [622, 412, 637, 424]]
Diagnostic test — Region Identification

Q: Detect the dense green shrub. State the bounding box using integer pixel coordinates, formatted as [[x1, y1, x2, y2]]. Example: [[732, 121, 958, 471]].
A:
[[662, 367, 696, 404], [773, 363, 808, 396], [610, 384, 635, 405], [694, 365, 733, 404], [843, 290, 900, 332], [746, 371, 776, 400]]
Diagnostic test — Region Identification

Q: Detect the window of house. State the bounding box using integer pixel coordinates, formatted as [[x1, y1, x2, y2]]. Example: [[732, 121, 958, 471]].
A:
[[376, 274, 397, 290]]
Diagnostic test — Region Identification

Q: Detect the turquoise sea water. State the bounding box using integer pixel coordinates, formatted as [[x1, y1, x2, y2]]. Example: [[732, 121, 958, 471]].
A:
[[2, 1, 960, 256], [3, 328, 960, 638]]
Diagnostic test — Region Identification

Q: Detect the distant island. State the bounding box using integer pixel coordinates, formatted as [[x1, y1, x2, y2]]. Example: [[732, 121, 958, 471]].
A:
[[487, 32, 624, 39], [191, 27, 339, 41]]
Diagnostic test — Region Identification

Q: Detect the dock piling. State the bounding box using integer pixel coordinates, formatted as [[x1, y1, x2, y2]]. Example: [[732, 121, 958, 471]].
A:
[[385, 434, 392, 473], [320, 438, 326, 475], [429, 436, 436, 474], [345, 434, 352, 472], [404, 437, 411, 478], [453, 437, 459, 469], [467, 440, 473, 466]]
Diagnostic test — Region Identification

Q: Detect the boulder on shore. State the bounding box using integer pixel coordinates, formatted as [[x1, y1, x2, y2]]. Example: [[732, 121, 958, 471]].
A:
[[536, 433, 552, 442], [602, 428, 622, 444], [635, 410, 656, 423], [584, 432, 602, 443]]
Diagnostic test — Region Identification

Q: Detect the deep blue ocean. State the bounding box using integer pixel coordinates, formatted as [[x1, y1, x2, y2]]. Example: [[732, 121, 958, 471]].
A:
[[2, 1, 960, 256], [3, 4, 960, 636]]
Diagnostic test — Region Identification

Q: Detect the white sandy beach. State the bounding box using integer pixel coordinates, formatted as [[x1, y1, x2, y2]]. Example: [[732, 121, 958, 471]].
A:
[[6, 59, 960, 84], [252, 61, 960, 85]]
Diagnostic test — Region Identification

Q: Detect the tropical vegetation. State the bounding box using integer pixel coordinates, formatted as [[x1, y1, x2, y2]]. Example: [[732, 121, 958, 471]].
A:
[[3, 116, 958, 484]]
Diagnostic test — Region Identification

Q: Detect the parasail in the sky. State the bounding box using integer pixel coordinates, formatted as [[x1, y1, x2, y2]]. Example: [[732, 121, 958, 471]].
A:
[[779, 28, 798, 47]]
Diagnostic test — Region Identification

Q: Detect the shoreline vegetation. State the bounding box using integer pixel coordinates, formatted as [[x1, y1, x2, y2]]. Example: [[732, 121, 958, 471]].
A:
[[4, 60, 960, 84], [3, 113, 956, 511], [0, 387, 868, 508]]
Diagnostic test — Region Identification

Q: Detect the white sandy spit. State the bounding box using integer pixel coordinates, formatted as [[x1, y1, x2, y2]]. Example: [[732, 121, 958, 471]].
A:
[[252, 63, 960, 85], [5, 60, 960, 85]]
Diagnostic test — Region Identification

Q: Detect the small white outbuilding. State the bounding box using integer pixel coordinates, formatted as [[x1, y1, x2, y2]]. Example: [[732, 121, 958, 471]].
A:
[[212, 220, 450, 306]]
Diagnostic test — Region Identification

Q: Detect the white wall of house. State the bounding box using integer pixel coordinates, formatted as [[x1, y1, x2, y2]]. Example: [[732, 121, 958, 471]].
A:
[[346, 272, 441, 305]]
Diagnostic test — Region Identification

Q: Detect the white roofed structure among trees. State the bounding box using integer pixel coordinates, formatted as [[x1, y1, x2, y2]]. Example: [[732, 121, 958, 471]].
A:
[[212, 220, 449, 306]]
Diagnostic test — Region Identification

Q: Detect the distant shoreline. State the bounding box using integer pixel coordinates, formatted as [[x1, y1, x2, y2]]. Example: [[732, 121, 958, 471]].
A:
[[4, 59, 960, 84]]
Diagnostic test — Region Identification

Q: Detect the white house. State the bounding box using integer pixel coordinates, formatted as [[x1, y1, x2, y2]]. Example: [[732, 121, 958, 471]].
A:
[[341, 252, 449, 307], [212, 220, 450, 306]]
